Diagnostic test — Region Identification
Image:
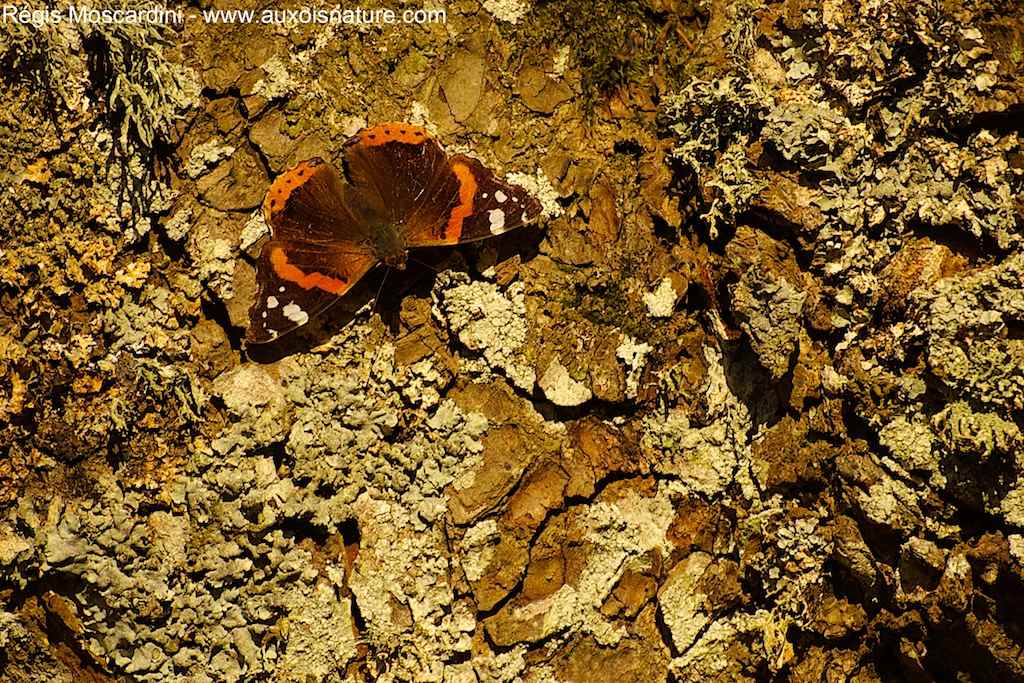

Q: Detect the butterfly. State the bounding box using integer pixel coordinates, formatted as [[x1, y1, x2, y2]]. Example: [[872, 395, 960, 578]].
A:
[[246, 122, 543, 344]]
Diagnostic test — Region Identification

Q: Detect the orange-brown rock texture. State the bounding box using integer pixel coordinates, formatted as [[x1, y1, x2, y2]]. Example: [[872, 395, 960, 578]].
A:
[[1, 1, 1023, 681]]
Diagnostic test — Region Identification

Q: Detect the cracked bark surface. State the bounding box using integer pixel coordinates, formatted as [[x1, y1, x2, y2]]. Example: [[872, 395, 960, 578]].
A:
[[2, 0, 1024, 681]]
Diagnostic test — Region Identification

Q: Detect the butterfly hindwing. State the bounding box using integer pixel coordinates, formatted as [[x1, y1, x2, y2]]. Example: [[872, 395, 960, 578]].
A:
[[246, 240, 376, 344], [433, 154, 543, 245]]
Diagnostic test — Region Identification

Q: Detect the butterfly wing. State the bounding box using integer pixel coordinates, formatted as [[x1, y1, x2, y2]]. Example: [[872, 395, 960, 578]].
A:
[[262, 157, 380, 245], [342, 122, 543, 248], [405, 153, 543, 246], [246, 241, 376, 343], [247, 158, 378, 343], [248, 126, 544, 342], [341, 123, 442, 227]]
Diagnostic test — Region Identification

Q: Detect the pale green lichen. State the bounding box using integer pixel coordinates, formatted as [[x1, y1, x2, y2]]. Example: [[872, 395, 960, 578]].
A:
[[5, 18, 197, 238], [280, 332, 485, 507], [186, 139, 237, 179], [668, 611, 779, 680], [731, 265, 806, 379], [676, 506, 833, 678], [195, 237, 237, 302], [275, 582, 357, 681], [643, 347, 752, 498], [616, 335, 651, 400], [211, 364, 292, 454], [253, 56, 300, 101], [349, 495, 478, 680], [660, 75, 768, 238], [0, 310, 497, 681], [879, 415, 944, 486], [661, 0, 1023, 301], [90, 21, 201, 152], [932, 401, 1023, 460], [494, 485, 677, 648], [1009, 535, 1024, 564], [460, 519, 501, 583], [1, 22, 90, 114], [87, 130, 177, 240], [506, 169, 563, 219], [163, 206, 193, 241], [657, 551, 713, 652], [538, 357, 592, 407], [910, 254, 1024, 413], [433, 273, 537, 391], [482, 0, 532, 24], [103, 285, 195, 356], [238, 211, 270, 252], [858, 477, 925, 533], [643, 277, 678, 318]]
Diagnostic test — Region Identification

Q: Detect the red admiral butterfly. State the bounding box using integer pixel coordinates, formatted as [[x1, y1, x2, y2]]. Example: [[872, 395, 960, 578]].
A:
[[246, 122, 543, 344]]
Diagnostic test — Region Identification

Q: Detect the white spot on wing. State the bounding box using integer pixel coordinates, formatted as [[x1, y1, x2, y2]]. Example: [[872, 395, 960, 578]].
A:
[[488, 209, 506, 234], [278, 286, 286, 293], [283, 302, 309, 325], [495, 190, 508, 203], [481, 192, 488, 198], [521, 211, 528, 222], [267, 296, 279, 309]]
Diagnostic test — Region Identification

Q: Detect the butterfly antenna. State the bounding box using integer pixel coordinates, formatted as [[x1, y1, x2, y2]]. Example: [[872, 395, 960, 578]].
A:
[[370, 268, 390, 318], [408, 256, 442, 273]]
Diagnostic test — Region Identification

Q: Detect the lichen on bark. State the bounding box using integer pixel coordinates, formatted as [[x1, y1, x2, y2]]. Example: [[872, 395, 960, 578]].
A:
[[3, 0, 1024, 681]]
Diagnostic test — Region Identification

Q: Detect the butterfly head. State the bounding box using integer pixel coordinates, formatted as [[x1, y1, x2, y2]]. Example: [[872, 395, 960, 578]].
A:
[[373, 224, 408, 271], [383, 250, 408, 270]]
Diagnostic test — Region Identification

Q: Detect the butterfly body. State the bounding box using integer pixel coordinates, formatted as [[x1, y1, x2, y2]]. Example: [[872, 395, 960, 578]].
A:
[[246, 122, 543, 344], [369, 223, 410, 270]]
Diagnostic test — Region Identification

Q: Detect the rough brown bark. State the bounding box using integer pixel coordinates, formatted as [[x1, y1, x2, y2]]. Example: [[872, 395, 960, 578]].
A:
[[1, 1, 1023, 682]]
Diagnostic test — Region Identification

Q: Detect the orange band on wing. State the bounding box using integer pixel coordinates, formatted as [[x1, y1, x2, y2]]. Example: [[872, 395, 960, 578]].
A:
[[359, 122, 431, 147], [270, 247, 349, 293], [445, 161, 477, 242], [262, 158, 324, 222]]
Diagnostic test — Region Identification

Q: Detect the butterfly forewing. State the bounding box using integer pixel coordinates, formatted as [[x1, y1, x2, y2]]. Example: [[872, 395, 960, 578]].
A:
[[263, 157, 382, 245], [342, 123, 449, 228], [249, 159, 378, 344]]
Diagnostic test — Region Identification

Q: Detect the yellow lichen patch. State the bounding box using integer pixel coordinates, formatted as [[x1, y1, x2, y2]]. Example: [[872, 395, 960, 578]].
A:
[[22, 158, 50, 185], [114, 260, 152, 289], [0, 369, 27, 419]]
